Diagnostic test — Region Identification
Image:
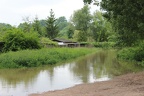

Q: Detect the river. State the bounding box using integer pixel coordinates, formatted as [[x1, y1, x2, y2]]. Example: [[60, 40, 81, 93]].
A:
[[0, 50, 142, 96]]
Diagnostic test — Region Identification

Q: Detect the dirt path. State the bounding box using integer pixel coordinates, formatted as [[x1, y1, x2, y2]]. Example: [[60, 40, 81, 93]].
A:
[[30, 71, 144, 96]]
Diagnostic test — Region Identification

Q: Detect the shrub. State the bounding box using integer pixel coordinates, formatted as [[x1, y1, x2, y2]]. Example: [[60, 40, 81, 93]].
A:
[[3, 29, 41, 52], [117, 47, 144, 66], [117, 47, 136, 60]]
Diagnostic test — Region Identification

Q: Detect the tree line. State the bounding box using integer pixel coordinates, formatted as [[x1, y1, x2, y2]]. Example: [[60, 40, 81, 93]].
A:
[[0, 6, 114, 52], [17, 6, 114, 42]]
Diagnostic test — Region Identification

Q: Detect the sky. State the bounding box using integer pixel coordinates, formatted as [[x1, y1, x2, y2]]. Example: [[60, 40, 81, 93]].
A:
[[0, 0, 100, 26]]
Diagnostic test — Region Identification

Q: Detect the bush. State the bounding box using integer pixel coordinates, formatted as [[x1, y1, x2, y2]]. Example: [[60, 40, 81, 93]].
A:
[[117, 47, 136, 60], [3, 29, 41, 52], [117, 47, 144, 66], [134, 49, 144, 62]]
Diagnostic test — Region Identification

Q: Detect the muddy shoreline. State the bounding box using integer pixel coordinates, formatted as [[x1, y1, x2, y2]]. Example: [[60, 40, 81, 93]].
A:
[[30, 71, 144, 96]]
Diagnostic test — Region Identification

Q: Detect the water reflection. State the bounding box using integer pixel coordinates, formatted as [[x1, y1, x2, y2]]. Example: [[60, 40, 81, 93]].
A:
[[0, 50, 142, 96], [70, 50, 111, 83]]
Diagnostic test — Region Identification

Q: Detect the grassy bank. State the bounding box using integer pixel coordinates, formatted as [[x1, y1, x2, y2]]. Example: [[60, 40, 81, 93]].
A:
[[0, 48, 97, 68]]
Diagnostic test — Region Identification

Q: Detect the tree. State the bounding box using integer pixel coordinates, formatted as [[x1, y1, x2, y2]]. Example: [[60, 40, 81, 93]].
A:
[[55, 16, 69, 38], [91, 11, 113, 42], [45, 9, 59, 39], [67, 23, 75, 39], [32, 16, 42, 36], [77, 30, 87, 42], [71, 5, 92, 42], [0, 23, 13, 41], [19, 17, 32, 33], [84, 0, 144, 46], [102, 0, 144, 46], [55, 16, 68, 31]]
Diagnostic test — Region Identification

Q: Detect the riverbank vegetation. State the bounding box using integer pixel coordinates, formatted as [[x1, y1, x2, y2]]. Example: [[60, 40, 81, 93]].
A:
[[0, 48, 97, 68], [0, 1, 143, 68], [117, 44, 144, 66], [84, 0, 144, 65]]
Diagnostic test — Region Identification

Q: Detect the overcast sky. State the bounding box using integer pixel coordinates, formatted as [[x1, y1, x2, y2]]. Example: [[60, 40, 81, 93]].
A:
[[0, 0, 100, 26]]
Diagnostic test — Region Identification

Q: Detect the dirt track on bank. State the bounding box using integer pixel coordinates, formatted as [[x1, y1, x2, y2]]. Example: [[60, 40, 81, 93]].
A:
[[30, 71, 144, 96]]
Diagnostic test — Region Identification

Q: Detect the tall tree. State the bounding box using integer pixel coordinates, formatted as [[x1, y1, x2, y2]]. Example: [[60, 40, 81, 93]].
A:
[[71, 5, 92, 42], [45, 9, 59, 39], [91, 11, 113, 42], [102, 0, 144, 46], [32, 16, 42, 36], [84, 0, 144, 46]]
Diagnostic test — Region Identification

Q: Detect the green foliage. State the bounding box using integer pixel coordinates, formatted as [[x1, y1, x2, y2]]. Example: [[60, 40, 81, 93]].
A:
[[101, 0, 144, 46], [70, 5, 114, 43], [67, 23, 75, 39], [117, 46, 144, 66], [32, 16, 42, 36], [40, 37, 58, 47], [55, 17, 74, 39], [18, 17, 33, 33], [0, 23, 13, 33], [71, 5, 92, 42], [91, 11, 114, 42], [73, 30, 79, 41], [58, 27, 69, 38], [0, 48, 97, 68], [0, 23, 14, 40], [71, 5, 92, 31], [45, 9, 59, 39], [67, 28, 74, 39], [77, 31, 87, 42], [55, 16, 68, 31], [3, 28, 41, 52], [84, 0, 144, 47], [93, 42, 115, 48]]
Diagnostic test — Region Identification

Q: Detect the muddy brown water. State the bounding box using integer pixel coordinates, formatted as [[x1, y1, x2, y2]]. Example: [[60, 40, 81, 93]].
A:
[[0, 50, 142, 96]]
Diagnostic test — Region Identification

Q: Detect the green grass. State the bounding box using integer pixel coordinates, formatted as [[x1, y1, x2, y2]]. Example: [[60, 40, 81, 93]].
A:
[[0, 48, 97, 68]]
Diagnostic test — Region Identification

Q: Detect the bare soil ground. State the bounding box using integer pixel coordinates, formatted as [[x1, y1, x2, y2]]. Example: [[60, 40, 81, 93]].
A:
[[30, 71, 144, 96]]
